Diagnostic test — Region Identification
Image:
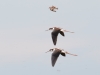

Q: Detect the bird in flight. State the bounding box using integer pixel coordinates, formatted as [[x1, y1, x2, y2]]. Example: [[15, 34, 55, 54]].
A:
[[46, 48, 77, 67], [49, 6, 58, 12], [45, 27, 74, 45]]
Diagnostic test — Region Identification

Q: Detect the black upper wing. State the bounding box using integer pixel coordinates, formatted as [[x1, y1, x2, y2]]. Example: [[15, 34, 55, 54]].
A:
[[59, 31, 65, 36], [51, 50, 61, 67], [51, 30, 59, 45], [60, 52, 66, 56]]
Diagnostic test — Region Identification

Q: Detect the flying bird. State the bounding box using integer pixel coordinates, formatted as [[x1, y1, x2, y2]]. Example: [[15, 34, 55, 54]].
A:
[[46, 27, 74, 45], [49, 6, 58, 12], [46, 48, 77, 67]]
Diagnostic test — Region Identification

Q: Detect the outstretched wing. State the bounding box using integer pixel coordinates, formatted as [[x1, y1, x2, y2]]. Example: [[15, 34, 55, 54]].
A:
[[59, 31, 65, 36], [51, 50, 61, 67], [51, 31, 59, 45]]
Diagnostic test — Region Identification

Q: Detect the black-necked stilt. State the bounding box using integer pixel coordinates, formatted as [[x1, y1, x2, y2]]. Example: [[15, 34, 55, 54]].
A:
[[49, 6, 58, 12], [46, 27, 74, 45], [46, 48, 77, 67]]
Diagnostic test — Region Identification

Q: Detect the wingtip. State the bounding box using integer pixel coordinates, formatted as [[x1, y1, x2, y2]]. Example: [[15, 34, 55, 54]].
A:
[[53, 43, 56, 45], [52, 65, 55, 67], [54, 44, 56, 45]]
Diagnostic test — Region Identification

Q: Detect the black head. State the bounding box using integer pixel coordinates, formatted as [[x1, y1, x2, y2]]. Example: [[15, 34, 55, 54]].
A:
[[49, 49, 54, 51], [45, 49, 54, 53], [49, 28, 54, 30]]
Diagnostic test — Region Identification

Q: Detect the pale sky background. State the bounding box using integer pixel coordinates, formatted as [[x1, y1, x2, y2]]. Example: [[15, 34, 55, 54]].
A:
[[0, 0, 100, 75]]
